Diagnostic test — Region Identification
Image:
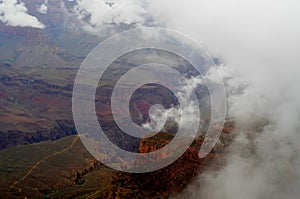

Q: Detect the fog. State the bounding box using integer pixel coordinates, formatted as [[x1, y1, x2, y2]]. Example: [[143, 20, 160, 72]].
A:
[[145, 0, 300, 198], [71, 0, 300, 197]]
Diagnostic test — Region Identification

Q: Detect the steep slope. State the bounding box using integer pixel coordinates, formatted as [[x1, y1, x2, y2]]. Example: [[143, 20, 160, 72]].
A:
[[81, 123, 234, 199], [0, 25, 69, 67], [0, 123, 234, 199], [0, 65, 76, 149], [15, 28, 67, 67]]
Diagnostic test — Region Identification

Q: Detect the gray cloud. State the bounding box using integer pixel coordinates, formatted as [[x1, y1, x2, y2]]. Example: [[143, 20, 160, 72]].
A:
[[145, 0, 300, 198]]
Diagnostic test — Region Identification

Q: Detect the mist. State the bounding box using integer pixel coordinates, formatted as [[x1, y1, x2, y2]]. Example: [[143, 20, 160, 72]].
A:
[[68, 0, 300, 197], [145, 0, 300, 198]]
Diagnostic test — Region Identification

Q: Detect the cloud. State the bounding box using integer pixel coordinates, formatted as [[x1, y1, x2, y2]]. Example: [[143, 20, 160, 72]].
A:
[[73, 0, 146, 34], [142, 75, 208, 136], [0, 0, 45, 28], [37, 0, 48, 14], [145, 0, 300, 198]]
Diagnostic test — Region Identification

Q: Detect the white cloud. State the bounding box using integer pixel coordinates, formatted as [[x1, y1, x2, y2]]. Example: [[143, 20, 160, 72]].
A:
[[142, 76, 204, 136], [37, 0, 48, 14], [0, 0, 45, 28], [73, 0, 146, 34]]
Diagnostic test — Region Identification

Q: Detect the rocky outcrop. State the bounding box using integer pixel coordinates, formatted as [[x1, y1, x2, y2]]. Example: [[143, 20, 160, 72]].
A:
[[100, 123, 234, 199], [0, 120, 76, 150], [71, 160, 103, 185]]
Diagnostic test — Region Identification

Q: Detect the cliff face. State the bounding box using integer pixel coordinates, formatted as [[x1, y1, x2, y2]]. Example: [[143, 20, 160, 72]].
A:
[[0, 120, 76, 149], [0, 66, 76, 149], [99, 124, 234, 199], [0, 68, 179, 151], [0, 25, 67, 67], [15, 29, 67, 67]]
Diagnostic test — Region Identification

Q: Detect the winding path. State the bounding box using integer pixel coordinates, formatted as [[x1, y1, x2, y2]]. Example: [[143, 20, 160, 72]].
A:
[[11, 135, 79, 188]]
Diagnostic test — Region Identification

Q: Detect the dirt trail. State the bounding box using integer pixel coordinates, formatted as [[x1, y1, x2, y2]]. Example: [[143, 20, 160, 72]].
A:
[[11, 135, 79, 188]]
